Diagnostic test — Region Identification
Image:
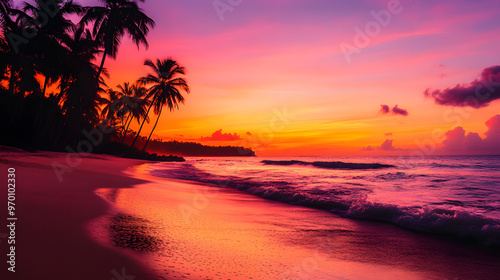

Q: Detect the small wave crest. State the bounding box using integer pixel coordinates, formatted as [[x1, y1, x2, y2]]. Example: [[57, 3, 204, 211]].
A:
[[261, 160, 395, 170], [345, 200, 500, 246], [152, 163, 500, 246]]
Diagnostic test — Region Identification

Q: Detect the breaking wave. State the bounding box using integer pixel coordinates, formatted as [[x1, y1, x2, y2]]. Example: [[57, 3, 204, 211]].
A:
[[261, 160, 395, 170], [151, 162, 500, 246]]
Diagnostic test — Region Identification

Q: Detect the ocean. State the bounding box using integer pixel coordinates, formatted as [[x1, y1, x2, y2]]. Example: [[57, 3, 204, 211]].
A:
[[149, 155, 500, 246], [95, 155, 500, 279]]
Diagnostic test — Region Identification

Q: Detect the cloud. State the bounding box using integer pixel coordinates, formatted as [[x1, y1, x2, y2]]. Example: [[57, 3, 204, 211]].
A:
[[424, 66, 500, 108], [442, 127, 466, 150], [379, 104, 409, 116], [485, 114, 500, 139], [380, 139, 397, 151], [441, 115, 500, 154], [200, 129, 241, 141], [362, 139, 406, 152], [391, 105, 409, 116], [385, 132, 393, 136], [379, 104, 390, 114], [246, 132, 252, 135]]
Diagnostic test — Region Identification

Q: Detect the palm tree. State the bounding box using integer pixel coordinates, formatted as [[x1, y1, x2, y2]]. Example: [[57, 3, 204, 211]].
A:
[[15, 0, 84, 96], [121, 83, 150, 140], [81, 0, 155, 80], [53, 23, 103, 145], [0, 4, 33, 95], [0, 0, 162, 152], [131, 58, 189, 151], [101, 82, 151, 144], [101, 87, 124, 120]]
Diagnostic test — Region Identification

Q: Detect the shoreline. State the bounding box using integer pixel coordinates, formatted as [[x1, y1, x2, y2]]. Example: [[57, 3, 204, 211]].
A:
[[105, 162, 500, 279], [0, 148, 158, 279]]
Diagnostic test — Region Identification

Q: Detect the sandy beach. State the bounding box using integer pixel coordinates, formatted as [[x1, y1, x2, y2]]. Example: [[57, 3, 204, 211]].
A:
[[0, 148, 156, 279], [1, 149, 499, 280]]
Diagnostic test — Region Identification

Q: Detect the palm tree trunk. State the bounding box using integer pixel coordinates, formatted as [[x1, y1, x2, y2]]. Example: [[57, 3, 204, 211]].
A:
[[122, 112, 131, 131], [42, 76, 48, 97], [142, 107, 162, 151], [59, 76, 67, 98], [130, 96, 155, 151], [96, 52, 107, 80], [125, 113, 134, 131], [121, 113, 134, 143]]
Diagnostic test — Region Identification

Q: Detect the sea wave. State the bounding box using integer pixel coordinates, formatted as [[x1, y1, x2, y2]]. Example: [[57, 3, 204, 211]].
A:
[[261, 160, 395, 170], [151, 162, 500, 246]]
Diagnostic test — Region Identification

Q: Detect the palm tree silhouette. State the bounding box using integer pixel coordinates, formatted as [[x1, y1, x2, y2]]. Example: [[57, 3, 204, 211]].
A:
[[0, 3, 37, 95], [0, 1, 201, 157], [81, 0, 155, 80], [130, 58, 189, 151], [10, 0, 84, 96], [24, 0, 85, 96], [54, 23, 104, 146], [102, 86, 124, 120], [121, 83, 150, 142]]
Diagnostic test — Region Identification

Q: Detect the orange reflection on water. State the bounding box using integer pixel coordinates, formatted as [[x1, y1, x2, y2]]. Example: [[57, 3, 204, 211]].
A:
[[93, 165, 433, 279]]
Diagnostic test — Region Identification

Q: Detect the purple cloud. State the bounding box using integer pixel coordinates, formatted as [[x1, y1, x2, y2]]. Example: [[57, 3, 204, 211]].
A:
[[391, 105, 408, 116], [379, 104, 409, 116], [379, 104, 390, 114], [424, 66, 500, 108]]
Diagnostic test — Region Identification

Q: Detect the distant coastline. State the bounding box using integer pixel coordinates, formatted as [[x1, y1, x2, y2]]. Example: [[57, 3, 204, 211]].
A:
[[122, 136, 256, 157]]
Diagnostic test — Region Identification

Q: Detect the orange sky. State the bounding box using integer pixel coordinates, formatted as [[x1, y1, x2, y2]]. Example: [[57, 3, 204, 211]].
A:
[[81, 0, 500, 156]]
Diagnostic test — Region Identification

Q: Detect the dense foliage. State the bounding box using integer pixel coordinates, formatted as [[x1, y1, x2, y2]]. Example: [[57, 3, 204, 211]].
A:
[[0, 0, 254, 157]]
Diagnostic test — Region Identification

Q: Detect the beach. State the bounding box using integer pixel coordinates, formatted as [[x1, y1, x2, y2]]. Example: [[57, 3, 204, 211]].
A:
[[2, 149, 499, 279], [0, 148, 155, 279]]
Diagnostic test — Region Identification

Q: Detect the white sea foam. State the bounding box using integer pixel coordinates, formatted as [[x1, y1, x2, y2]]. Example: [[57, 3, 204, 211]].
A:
[[150, 156, 500, 246]]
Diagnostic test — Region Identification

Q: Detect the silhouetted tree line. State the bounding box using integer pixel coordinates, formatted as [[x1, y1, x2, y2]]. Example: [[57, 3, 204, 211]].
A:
[[0, 1, 255, 158], [122, 134, 256, 157]]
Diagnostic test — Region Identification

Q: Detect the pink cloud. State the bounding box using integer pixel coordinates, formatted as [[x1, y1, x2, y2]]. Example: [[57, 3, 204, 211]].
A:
[[362, 139, 406, 152], [381, 139, 399, 151], [200, 129, 241, 141], [441, 115, 500, 154]]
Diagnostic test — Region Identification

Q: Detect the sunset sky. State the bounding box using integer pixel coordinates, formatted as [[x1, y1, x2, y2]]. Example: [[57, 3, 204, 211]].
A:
[[80, 0, 500, 156]]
